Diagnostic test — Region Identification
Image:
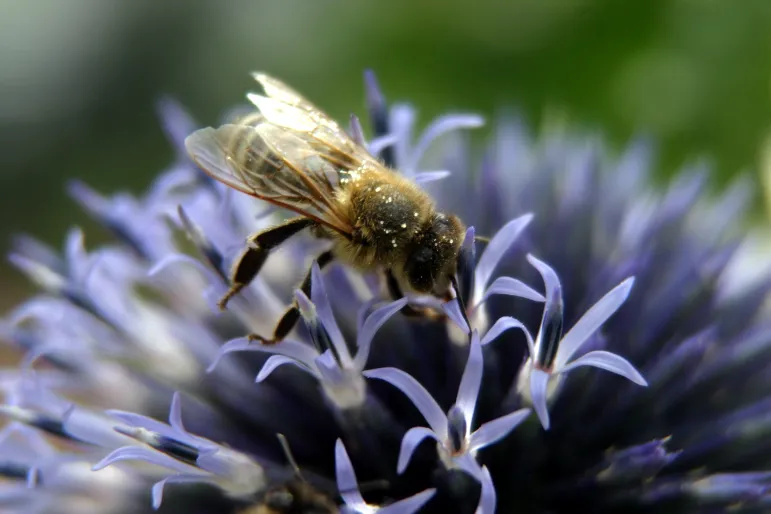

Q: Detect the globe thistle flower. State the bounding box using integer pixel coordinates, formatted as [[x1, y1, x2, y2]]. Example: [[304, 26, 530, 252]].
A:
[[2, 67, 771, 514]]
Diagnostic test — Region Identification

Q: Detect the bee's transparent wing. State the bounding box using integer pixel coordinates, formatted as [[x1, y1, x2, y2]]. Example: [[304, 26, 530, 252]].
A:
[[249, 73, 381, 168], [185, 123, 354, 235]]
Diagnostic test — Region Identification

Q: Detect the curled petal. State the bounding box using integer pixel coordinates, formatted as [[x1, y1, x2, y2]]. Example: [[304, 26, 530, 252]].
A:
[[397, 427, 441, 474], [168, 392, 185, 432], [469, 408, 531, 453], [378, 488, 437, 514], [349, 114, 366, 146], [526, 254, 562, 307], [477, 276, 545, 307], [408, 114, 484, 172], [529, 369, 551, 430], [455, 331, 484, 426], [363, 368, 448, 438], [473, 214, 534, 303], [368, 134, 399, 156], [310, 262, 351, 365], [480, 316, 535, 355], [555, 277, 635, 369], [256, 355, 317, 382], [414, 170, 451, 184], [334, 439, 367, 509], [207, 338, 318, 374], [559, 350, 648, 386], [475, 466, 496, 514], [442, 299, 469, 334], [152, 474, 211, 510], [353, 298, 408, 371], [92, 446, 198, 474]]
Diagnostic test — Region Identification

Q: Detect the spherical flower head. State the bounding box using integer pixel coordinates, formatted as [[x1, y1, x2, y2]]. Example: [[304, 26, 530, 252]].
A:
[[1, 69, 770, 514]]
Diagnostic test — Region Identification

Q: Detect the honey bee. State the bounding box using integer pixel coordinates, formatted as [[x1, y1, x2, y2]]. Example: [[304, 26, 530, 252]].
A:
[[185, 73, 468, 344]]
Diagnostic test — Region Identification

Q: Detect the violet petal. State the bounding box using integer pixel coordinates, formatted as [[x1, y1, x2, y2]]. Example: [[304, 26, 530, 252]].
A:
[[559, 350, 647, 386], [455, 331, 484, 425], [397, 426, 441, 474], [529, 369, 551, 430], [468, 408, 531, 453], [363, 368, 447, 438], [555, 277, 635, 369], [473, 214, 534, 303], [353, 298, 408, 371], [480, 316, 535, 355]]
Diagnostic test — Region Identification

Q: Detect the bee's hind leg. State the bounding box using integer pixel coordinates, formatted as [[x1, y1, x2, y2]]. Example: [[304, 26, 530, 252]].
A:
[[218, 217, 314, 311], [248, 249, 335, 345], [384, 270, 447, 321]]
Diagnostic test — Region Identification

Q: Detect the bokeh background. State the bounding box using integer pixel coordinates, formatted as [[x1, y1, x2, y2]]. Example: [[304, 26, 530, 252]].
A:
[[2, 0, 771, 311]]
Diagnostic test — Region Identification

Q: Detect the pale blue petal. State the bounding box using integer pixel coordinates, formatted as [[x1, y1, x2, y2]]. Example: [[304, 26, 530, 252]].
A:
[[363, 368, 447, 438], [475, 466, 496, 514], [310, 262, 350, 364], [414, 170, 451, 184], [468, 408, 531, 452], [256, 355, 318, 382], [455, 331, 484, 425], [473, 214, 534, 303], [152, 474, 211, 510], [389, 104, 415, 168], [397, 426, 441, 474], [353, 298, 408, 371], [348, 114, 366, 146], [207, 338, 318, 374], [408, 114, 484, 172], [480, 316, 535, 355], [529, 369, 551, 430], [148, 254, 219, 284], [559, 350, 648, 386], [526, 254, 561, 307], [442, 299, 469, 334], [92, 446, 197, 474], [334, 439, 367, 509], [378, 488, 437, 514], [368, 134, 398, 156], [168, 392, 185, 433], [477, 276, 545, 306], [555, 277, 635, 369]]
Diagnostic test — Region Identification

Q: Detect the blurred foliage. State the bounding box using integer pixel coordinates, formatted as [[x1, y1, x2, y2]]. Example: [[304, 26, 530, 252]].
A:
[[1, 0, 770, 308]]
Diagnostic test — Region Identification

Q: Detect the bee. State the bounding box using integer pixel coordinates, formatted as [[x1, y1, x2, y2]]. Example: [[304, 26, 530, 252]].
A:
[[240, 434, 339, 514], [185, 73, 468, 344]]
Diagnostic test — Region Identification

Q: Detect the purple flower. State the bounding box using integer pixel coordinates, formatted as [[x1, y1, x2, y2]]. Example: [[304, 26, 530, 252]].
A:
[[2, 70, 771, 514], [363, 331, 530, 480]]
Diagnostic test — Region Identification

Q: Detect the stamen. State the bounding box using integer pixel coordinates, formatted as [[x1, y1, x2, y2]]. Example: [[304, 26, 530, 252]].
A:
[[535, 290, 563, 371], [447, 405, 467, 454]]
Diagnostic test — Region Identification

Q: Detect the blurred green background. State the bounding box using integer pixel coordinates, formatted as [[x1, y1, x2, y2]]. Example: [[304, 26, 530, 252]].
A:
[[2, 0, 771, 310]]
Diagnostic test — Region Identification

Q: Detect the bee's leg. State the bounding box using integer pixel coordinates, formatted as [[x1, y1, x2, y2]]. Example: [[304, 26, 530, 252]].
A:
[[248, 249, 335, 345], [384, 270, 446, 321], [219, 217, 314, 310]]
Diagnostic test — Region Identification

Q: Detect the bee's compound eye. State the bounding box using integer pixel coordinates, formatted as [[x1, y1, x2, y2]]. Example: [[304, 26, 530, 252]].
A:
[[265, 490, 294, 509]]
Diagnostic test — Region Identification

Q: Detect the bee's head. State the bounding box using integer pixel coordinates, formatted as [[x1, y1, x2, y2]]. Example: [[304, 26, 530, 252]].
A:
[[404, 213, 465, 294]]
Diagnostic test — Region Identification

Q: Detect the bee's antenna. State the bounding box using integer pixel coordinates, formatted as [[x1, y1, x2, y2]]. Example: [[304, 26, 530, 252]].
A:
[[449, 274, 472, 339], [276, 433, 305, 482]]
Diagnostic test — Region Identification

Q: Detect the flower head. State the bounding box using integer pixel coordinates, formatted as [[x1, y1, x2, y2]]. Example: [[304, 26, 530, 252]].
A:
[[2, 70, 771, 514]]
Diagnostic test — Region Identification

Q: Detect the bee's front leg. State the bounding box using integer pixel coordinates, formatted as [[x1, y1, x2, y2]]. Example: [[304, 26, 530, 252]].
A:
[[219, 217, 314, 310], [248, 249, 335, 345]]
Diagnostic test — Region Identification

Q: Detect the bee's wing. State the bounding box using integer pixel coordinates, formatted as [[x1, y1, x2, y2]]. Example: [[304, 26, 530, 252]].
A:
[[185, 123, 355, 236], [248, 73, 379, 167]]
